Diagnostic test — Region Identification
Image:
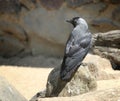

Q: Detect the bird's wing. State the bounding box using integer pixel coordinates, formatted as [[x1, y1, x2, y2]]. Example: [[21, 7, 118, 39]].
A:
[[60, 32, 92, 81]]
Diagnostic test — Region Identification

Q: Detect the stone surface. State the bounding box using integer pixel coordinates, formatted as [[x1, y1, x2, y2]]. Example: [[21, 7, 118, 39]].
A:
[[45, 63, 97, 97], [83, 54, 119, 80], [0, 54, 120, 100], [0, 21, 29, 58], [22, 6, 79, 56], [0, 0, 21, 14], [92, 30, 120, 70], [40, 0, 64, 10], [30, 60, 97, 101], [66, 0, 93, 8], [93, 30, 120, 48], [44, 54, 118, 98], [30, 88, 120, 101], [0, 76, 27, 101], [0, 0, 120, 57]]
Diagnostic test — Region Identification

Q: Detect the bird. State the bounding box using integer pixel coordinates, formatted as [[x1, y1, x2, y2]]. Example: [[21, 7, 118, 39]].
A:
[[60, 17, 92, 81]]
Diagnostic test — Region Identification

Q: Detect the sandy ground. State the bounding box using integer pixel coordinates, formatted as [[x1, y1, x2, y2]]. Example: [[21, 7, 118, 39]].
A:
[[0, 66, 52, 100], [0, 65, 120, 100], [0, 54, 120, 100]]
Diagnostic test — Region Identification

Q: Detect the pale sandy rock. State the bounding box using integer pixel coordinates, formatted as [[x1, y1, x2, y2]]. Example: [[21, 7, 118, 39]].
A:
[[0, 76, 27, 101], [30, 62, 97, 101], [45, 63, 97, 97], [31, 88, 120, 101], [84, 54, 120, 80]]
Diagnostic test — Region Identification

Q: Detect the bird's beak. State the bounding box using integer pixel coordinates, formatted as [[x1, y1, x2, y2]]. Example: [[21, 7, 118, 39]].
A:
[[66, 19, 72, 23]]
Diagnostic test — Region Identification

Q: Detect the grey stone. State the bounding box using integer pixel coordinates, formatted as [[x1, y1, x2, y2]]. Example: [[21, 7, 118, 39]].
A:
[[0, 34, 25, 57], [40, 0, 64, 10], [0, 76, 27, 101], [0, 0, 120, 58], [0, 21, 29, 58], [91, 18, 120, 32], [29, 62, 97, 101], [112, 6, 120, 22], [66, 0, 93, 8], [92, 30, 120, 70], [45, 63, 97, 97], [30, 88, 120, 101], [0, 0, 21, 14], [0, 21, 28, 41], [23, 6, 80, 56]]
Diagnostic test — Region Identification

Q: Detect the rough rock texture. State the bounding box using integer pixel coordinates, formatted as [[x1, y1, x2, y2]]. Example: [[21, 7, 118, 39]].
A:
[[30, 61, 97, 101], [66, 0, 93, 8], [0, 76, 27, 101], [83, 54, 120, 80], [0, 54, 120, 100], [0, 0, 120, 57], [0, 0, 21, 14], [30, 88, 120, 101], [40, 0, 64, 10], [92, 30, 120, 70], [30, 55, 97, 101], [45, 63, 97, 97], [29, 53, 120, 101], [0, 21, 29, 58]]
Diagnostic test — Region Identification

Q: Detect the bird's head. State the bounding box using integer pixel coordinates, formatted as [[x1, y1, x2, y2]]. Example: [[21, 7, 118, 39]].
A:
[[66, 17, 88, 29]]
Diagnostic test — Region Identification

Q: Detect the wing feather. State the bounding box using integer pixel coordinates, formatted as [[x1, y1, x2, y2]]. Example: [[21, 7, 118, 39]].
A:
[[60, 31, 92, 80]]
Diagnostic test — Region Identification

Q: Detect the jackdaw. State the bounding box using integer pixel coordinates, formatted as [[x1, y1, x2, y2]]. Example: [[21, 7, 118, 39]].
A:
[[60, 17, 92, 81]]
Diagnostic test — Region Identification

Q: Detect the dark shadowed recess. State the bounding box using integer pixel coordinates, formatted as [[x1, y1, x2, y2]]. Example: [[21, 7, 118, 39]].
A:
[[0, 0, 21, 14], [40, 0, 64, 10]]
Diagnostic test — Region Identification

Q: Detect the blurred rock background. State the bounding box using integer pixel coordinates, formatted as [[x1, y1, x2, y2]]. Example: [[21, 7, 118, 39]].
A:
[[0, 0, 120, 58], [0, 1, 120, 101]]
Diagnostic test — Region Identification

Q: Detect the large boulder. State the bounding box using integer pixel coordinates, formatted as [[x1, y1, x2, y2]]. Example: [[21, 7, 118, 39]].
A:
[[0, 0, 120, 58], [30, 54, 120, 101], [0, 76, 27, 101], [92, 30, 120, 70], [84, 54, 120, 80], [30, 60, 97, 101], [0, 21, 29, 58], [0, 0, 21, 14], [30, 88, 120, 101], [0, 0, 120, 57], [45, 63, 97, 97]]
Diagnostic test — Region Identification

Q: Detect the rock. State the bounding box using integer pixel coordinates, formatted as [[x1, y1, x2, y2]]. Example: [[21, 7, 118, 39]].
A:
[[40, 0, 64, 10], [30, 88, 120, 101], [0, 76, 27, 101], [109, 0, 120, 4], [30, 61, 97, 101], [46, 63, 97, 97], [112, 6, 120, 22], [93, 30, 120, 48], [83, 54, 120, 80], [0, 21, 28, 41], [0, 0, 21, 14], [92, 30, 120, 70], [23, 6, 79, 56], [66, 0, 93, 8], [91, 18, 120, 32], [0, 0, 120, 58], [0, 21, 29, 58], [21, 2, 120, 56], [0, 35, 25, 57], [30, 53, 120, 101]]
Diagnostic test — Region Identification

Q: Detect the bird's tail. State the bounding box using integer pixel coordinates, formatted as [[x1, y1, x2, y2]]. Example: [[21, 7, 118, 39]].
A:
[[60, 64, 81, 81]]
